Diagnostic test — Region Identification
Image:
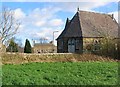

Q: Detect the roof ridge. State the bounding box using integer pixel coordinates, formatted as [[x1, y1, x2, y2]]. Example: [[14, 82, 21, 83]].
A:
[[78, 10, 110, 16], [77, 11, 83, 37]]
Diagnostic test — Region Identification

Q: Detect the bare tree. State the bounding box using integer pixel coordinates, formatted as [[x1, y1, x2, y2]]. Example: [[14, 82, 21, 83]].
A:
[[39, 37, 48, 44], [33, 37, 48, 44], [0, 7, 20, 52]]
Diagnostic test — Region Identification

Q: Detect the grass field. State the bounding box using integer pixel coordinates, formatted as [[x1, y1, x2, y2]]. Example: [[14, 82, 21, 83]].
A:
[[2, 62, 118, 85]]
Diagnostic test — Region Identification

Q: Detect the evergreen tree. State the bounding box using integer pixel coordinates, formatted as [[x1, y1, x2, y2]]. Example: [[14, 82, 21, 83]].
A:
[[6, 38, 18, 52], [24, 39, 32, 53]]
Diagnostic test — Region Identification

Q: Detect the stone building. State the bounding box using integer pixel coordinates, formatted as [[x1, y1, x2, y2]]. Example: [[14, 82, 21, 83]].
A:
[[57, 9, 118, 53], [33, 43, 57, 53]]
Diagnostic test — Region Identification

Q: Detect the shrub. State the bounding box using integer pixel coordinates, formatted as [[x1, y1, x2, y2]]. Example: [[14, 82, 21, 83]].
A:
[[93, 38, 118, 59]]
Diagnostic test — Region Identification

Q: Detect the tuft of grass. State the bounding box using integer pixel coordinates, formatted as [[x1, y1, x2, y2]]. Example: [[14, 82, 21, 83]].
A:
[[2, 62, 118, 85]]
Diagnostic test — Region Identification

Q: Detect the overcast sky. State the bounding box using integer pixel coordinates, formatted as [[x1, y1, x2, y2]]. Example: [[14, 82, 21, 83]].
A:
[[1, 0, 119, 46]]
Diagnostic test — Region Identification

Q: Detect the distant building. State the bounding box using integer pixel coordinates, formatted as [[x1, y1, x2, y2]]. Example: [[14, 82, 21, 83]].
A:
[[33, 42, 57, 53], [57, 9, 118, 53]]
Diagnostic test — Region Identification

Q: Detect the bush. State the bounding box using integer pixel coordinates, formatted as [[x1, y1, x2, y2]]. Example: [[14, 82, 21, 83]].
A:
[[93, 38, 118, 59]]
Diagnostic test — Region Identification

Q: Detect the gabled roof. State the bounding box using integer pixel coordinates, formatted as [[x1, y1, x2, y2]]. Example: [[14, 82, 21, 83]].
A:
[[57, 18, 71, 39], [79, 11, 118, 38], [57, 10, 118, 39], [57, 12, 82, 39]]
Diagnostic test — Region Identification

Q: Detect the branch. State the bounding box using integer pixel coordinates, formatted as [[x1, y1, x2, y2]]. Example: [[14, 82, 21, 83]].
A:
[[0, 7, 21, 45]]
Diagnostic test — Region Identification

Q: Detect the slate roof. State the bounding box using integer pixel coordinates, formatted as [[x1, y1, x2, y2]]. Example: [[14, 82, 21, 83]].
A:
[[57, 10, 118, 39]]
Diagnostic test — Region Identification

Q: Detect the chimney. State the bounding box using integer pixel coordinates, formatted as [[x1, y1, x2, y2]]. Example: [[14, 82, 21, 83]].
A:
[[66, 18, 69, 22], [112, 14, 114, 19], [77, 7, 79, 12], [33, 40, 35, 46]]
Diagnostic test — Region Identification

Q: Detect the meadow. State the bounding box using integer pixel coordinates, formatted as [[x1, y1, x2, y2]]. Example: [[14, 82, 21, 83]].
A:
[[2, 62, 118, 85]]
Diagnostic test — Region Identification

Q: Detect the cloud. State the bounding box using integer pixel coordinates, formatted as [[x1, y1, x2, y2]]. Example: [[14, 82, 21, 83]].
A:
[[49, 19, 63, 27], [35, 19, 63, 27], [13, 6, 63, 45], [32, 28, 53, 39], [14, 8, 26, 20], [35, 21, 46, 27], [53, 1, 118, 13], [13, 8, 26, 34], [30, 27, 62, 46]]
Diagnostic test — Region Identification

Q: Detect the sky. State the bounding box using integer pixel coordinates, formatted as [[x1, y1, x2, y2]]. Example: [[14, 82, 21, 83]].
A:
[[1, 0, 119, 47]]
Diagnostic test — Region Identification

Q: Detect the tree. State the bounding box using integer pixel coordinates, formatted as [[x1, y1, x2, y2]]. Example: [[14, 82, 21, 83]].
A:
[[6, 38, 18, 52], [0, 7, 20, 52], [24, 39, 32, 53]]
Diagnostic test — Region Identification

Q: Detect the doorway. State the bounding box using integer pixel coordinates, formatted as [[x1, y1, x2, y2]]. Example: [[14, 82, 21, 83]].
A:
[[68, 39, 75, 53]]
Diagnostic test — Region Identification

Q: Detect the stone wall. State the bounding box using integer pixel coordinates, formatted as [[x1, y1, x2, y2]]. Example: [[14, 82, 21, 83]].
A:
[[2, 53, 118, 65], [33, 44, 57, 53], [83, 38, 101, 52]]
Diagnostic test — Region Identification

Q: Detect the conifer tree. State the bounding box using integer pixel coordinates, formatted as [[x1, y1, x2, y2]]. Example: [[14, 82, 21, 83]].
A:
[[6, 38, 18, 52], [24, 39, 32, 53]]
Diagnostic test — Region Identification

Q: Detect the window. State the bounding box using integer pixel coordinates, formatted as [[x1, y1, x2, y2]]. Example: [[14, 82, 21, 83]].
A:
[[93, 39, 100, 51], [68, 39, 75, 45], [68, 39, 72, 45]]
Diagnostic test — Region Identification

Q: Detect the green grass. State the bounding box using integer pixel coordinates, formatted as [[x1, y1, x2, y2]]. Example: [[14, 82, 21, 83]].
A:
[[2, 62, 118, 85]]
